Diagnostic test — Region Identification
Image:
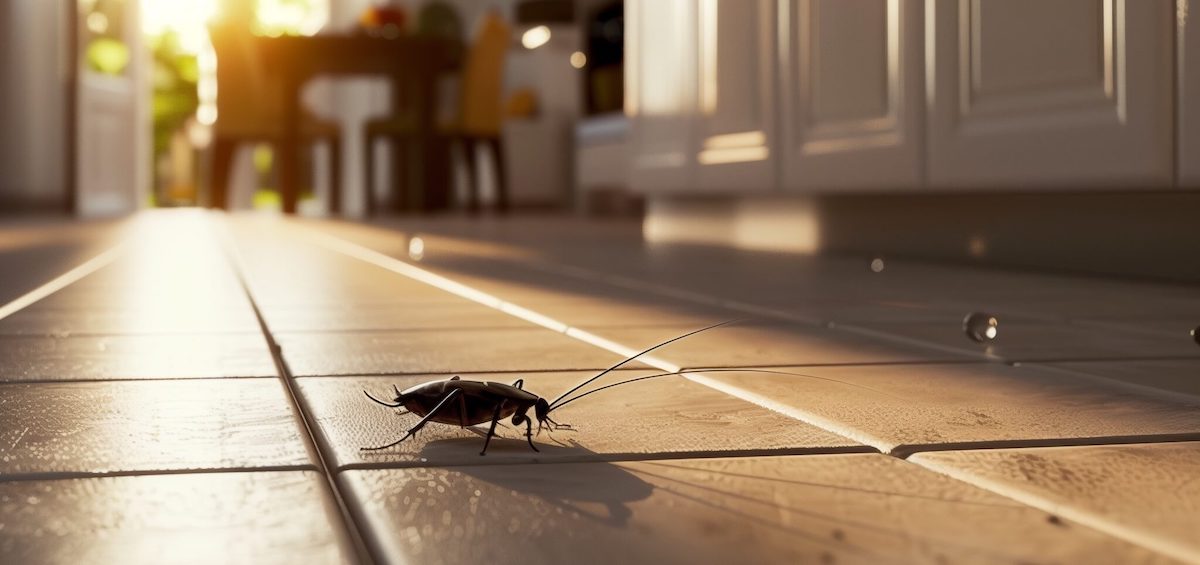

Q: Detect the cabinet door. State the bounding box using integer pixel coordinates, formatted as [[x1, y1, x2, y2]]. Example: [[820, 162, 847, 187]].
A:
[[692, 0, 777, 191], [928, 0, 1173, 188], [627, 0, 697, 192], [780, 0, 923, 190]]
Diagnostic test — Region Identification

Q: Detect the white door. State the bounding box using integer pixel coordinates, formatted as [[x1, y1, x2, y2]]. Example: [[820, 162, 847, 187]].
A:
[[627, 0, 697, 193], [76, 0, 147, 216], [692, 0, 776, 192], [927, 0, 1173, 188], [779, 0, 923, 191]]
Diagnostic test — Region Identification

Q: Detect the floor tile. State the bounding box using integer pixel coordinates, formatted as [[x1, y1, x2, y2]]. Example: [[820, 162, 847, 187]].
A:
[[912, 442, 1200, 563], [0, 471, 353, 564], [585, 322, 972, 369], [844, 319, 1200, 362], [0, 379, 312, 477], [260, 303, 531, 332], [0, 334, 277, 381], [342, 454, 1171, 565], [276, 329, 629, 376], [1038, 360, 1200, 398], [696, 363, 1200, 453], [0, 305, 261, 336], [298, 373, 862, 468]]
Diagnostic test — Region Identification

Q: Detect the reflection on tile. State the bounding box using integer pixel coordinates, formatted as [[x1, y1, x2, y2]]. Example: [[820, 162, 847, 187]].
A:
[[1040, 360, 1200, 399], [277, 329, 628, 376], [261, 303, 530, 332], [299, 373, 861, 468], [844, 320, 1200, 362], [913, 442, 1200, 563], [0, 334, 277, 381], [699, 363, 1200, 453], [587, 323, 969, 369], [0, 471, 352, 564], [343, 455, 1167, 565], [0, 306, 261, 336], [0, 379, 312, 476]]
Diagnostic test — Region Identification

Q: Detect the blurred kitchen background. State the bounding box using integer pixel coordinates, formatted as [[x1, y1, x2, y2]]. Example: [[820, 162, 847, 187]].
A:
[[1, 0, 1197, 281]]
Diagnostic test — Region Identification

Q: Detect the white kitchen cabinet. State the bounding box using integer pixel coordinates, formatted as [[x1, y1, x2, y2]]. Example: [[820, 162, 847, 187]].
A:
[[692, 0, 777, 192], [927, 0, 1174, 188], [626, 0, 698, 192], [779, 0, 924, 190]]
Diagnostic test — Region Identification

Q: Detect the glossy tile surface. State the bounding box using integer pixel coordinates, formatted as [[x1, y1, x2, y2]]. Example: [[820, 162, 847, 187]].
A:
[[0, 471, 353, 564], [913, 442, 1200, 563], [585, 323, 971, 369], [343, 455, 1170, 565], [276, 329, 630, 376], [844, 320, 1200, 362], [298, 373, 862, 467], [1041, 359, 1200, 398], [0, 379, 312, 476], [0, 334, 277, 381], [698, 363, 1200, 453]]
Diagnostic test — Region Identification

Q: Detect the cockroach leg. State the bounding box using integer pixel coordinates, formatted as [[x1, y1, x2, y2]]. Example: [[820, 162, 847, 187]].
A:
[[479, 402, 505, 456], [362, 389, 462, 451]]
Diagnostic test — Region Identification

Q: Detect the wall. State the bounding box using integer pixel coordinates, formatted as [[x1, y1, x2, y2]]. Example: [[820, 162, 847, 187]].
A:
[[0, 0, 70, 211]]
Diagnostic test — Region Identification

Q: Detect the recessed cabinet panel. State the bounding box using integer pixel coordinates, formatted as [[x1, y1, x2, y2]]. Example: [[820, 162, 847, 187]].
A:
[[928, 0, 1173, 188], [781, 0, 923, 191], [627, 0, 697, 192], [693, 0, 777, 192]]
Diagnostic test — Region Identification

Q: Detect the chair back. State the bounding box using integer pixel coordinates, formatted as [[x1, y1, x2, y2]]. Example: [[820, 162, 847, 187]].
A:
[[208, 22, 285, 137], [416, 1, 464, 42], [458, 11, 511, 137]]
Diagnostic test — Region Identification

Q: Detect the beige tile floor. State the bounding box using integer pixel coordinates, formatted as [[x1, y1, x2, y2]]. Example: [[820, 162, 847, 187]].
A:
[[1, 210, 1197, 564]]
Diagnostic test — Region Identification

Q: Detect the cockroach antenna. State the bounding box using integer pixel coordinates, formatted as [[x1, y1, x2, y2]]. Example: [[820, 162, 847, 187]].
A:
[[547, 318, 746, 410], [548, 367, 898, 412]]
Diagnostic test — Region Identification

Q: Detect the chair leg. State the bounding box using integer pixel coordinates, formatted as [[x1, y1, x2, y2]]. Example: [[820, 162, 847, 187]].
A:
[[328, 135, 342, 215], [461, 137, 480, 214], [389, 135, 409, 213], [363, 133, 376, 217], [487, 136, 509, 213], [210, 137, 236, 210]]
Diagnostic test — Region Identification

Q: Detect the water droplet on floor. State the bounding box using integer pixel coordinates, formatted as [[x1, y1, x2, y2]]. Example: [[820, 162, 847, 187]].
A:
[[870, 258, 885, 273], [963, 312, 999, 343], [408, 237, 425, 261]]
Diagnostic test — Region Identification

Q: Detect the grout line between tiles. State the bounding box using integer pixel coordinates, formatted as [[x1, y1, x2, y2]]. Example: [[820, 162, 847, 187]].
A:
[[0, 464, 318, 484], [909, 453, 1200, 564], [889, 432, 1200, 459], [337, 445, 881, 472], [213, 215, 377, 565], [0, 374, 279, 387]]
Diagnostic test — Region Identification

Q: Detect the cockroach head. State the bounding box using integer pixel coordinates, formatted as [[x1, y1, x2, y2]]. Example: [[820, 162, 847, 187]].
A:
[[534, 398, 551, 422], [392, 384, 405, 402]]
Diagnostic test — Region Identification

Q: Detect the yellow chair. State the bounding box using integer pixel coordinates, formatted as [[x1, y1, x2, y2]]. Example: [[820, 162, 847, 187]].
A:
[[364, 9, 511, 214], [207, 22, 342, 211]]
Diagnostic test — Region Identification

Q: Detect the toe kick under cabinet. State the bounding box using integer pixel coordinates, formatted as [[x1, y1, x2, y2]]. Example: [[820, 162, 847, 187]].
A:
[[626, 0, 1187, 194]]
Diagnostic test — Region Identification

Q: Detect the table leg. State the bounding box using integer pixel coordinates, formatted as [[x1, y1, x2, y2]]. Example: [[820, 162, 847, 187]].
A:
[[279, 76, 301, 215]]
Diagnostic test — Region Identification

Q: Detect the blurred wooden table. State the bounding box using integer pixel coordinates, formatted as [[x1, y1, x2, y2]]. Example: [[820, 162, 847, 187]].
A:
[[258, 34, 459, 215]]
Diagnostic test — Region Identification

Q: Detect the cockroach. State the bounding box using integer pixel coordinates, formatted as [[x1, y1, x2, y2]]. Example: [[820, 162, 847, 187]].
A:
[[362, 320, 891, 455]]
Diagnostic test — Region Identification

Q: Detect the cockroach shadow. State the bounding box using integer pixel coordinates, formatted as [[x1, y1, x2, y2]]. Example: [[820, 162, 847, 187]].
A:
[[416, 437, 654, 528]]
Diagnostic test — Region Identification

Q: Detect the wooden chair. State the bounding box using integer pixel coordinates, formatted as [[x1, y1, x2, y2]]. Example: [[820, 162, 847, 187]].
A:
[[364, 9, 510, 214], [207, 22, 342, 211]]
